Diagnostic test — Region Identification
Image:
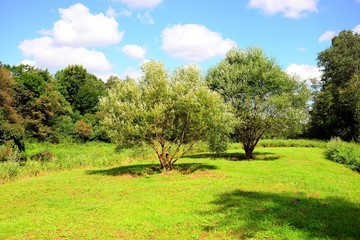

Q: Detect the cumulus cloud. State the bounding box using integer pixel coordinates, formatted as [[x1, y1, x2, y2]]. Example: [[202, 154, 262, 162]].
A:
[[137, 11, 155, 24], [53, 3, 123, 47], [353, 24, 360, 33], [120, 67, 143, 80], [286, 64, 322, 85], [17, 3, 124, 77], [248, 0, 318, 18], [119, 0, 162, 9], [122, 44, 147, 59], [19, 59, 37, 67], [161, 24, 237, 62], [18, 36, 112, 73], [318, 30, 337, 43]]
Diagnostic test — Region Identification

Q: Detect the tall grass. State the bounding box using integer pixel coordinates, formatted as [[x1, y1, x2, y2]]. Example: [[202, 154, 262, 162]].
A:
[[0, 142, 154, 183], [257, 139, 326, 148], [325, 138, 360, 172]]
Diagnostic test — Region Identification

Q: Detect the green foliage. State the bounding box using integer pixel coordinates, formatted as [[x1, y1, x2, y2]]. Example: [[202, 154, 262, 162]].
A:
[[325, 138, 360, 172], [30, 150, 55, 162], [55, 65, 106, 115], [75, 120, 93, 141], [0, 141, 23, 162], [207, 47, 310, 159], [310, 30, 360, 141], [0, 67, 25, 151], [100, 60, 234, 170]]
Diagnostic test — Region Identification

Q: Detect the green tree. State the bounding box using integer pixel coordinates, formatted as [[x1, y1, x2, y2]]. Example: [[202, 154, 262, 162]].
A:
[[207, 47, 310, 159], [100, 61, 234, 171], [55, 65, 106, 115], [0, 67, 25, 151], [309, 30, 360, 141]]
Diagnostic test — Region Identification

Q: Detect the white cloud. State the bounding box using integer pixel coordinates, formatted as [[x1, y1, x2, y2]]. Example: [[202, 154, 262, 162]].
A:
[[286, 64, 322, 85], [19, 59, 37, 67], [53, 3, 124, 47], [248, 0, 318, 18], [120, 67, 143, 80], [318, 30, 337, 43], [161, 24, 237, 62], [137, 11, 155, 25], [18, 36, 111, 73], [353, 24, 360, 34], [122, 44, 147, 59], [37, 29, 53, 36], [119, 0, 162, 9], [297, 47, 307, 52]]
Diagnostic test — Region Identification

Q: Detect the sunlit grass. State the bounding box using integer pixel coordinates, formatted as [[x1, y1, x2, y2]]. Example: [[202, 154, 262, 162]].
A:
[[0, 145, 359, 239]]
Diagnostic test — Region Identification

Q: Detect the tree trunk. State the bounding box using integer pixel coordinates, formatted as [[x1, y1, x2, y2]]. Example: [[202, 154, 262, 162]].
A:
[[243, 142, 255, 159], [158, 153, 173, 171]]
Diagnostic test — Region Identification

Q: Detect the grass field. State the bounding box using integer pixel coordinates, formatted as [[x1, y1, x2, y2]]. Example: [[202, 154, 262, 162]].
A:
[[0, 144, 359, 239]]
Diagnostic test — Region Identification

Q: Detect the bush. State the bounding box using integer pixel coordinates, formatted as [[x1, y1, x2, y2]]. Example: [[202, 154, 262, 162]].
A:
[[325, 138, 360, 172], [0, 141, 26, 162], [31, 150, 56, 162], [75, 120, 93, 141]]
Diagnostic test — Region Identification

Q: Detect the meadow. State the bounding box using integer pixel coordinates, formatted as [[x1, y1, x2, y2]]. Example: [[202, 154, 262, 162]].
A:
[[0, 140, 359, 239]]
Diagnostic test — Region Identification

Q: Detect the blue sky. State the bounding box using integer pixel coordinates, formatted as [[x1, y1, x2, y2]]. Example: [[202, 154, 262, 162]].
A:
[[1, 0, 359, 81]]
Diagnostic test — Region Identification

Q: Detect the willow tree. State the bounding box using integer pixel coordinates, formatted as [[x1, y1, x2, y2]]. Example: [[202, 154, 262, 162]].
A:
[[206, 47, 310, 159], [100, 60, 234, 171]]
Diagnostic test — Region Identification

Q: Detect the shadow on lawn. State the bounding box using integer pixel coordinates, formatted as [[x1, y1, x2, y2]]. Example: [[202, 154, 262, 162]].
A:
[[185, 151, 280, 161], [202, 190, 360, 239], [87, 163, 217, 177]]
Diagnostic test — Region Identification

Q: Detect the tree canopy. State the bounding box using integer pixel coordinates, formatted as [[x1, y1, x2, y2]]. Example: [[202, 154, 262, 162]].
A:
[[0, 67, 25, 151], [310, 30, 360, 141], [207, 47, 310, 159], [100, 60, 234, 170]]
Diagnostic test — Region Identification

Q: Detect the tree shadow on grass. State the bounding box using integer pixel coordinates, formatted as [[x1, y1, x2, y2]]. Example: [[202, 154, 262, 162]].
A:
[[201, 190, 360, 239], [185, 151, 280, 161], [87, 163, 217, 177]]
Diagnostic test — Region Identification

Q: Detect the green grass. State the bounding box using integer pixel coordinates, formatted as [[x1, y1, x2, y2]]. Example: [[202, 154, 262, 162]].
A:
[[0, 144, 359, 239]]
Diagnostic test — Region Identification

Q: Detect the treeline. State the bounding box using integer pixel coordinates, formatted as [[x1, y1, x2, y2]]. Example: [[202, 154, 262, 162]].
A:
[[0, 64, 114, 152], [1, 30, 360, 159]]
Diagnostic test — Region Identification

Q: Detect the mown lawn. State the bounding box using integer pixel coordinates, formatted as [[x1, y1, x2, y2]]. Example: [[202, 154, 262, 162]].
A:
[[0, 146, 359, 239]]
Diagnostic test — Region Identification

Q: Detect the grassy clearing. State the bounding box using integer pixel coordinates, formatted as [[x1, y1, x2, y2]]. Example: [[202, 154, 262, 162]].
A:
[[0, 145, 359, 239]]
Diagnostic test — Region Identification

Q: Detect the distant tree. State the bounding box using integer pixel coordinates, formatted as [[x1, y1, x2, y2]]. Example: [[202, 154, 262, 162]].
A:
[[0, 67, 25, 151], [207, 47, 310, 159], [73, 73, 106, 114], [309, 30, 360, 141], [105, 75, 121, 89], [4, 64, 74, 142], [55, 65, 106, 115], [100, 61, 234, 171]]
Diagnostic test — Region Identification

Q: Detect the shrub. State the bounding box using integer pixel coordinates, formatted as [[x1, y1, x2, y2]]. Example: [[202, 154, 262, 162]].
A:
[[325, 138, 360, 172], [31, 150, 56, 162], [0, 141, 26, 162], [75, 120, 93, 141]]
